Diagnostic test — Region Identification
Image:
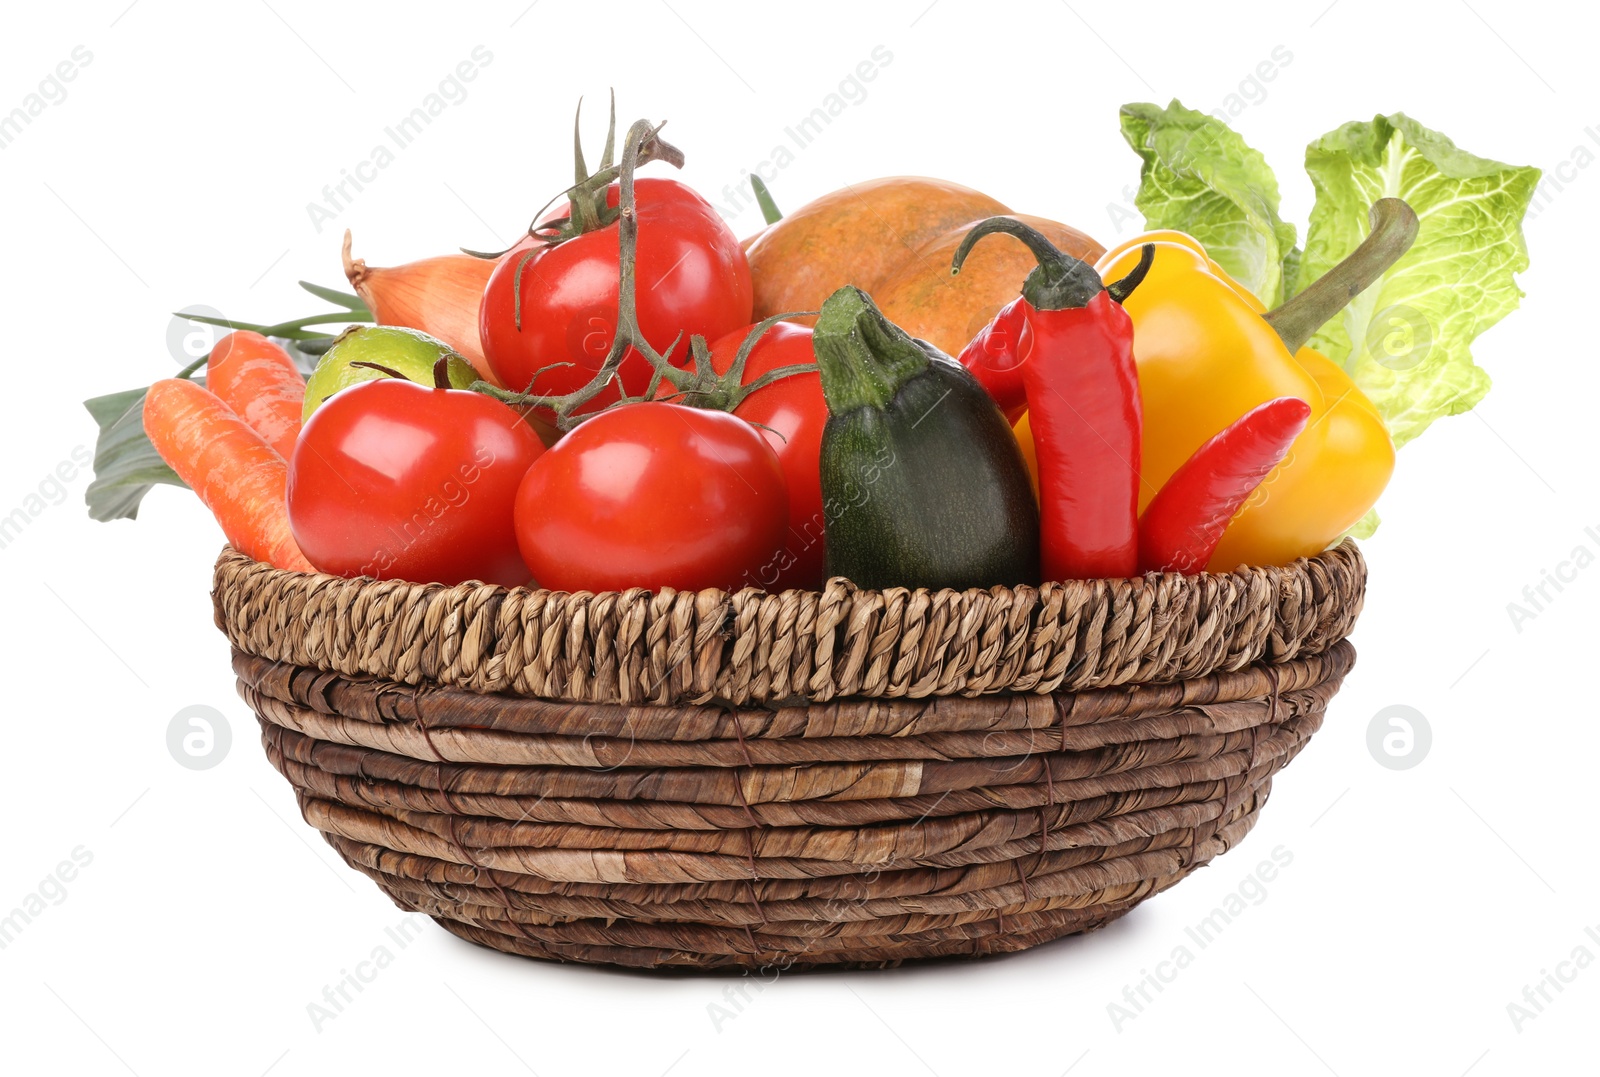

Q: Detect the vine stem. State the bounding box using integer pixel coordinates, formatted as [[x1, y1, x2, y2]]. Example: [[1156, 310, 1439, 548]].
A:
[[459, 103, 685, 262]]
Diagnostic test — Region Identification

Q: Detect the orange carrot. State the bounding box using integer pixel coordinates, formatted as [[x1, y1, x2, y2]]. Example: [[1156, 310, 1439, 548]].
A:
[[207, 330, 305, 459], [144, 378, 313, 572]]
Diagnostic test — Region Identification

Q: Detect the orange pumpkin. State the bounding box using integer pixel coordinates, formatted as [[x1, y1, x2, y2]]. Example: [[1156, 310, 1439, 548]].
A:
[[875, 214, 1104, 357], [745, 176, 1009, 324]]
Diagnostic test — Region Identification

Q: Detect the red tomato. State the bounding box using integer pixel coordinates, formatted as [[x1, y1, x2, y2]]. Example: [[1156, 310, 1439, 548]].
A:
[[287, 378, 543, 586], [706, 321, 827, 590], [480, 177, 752, 419], [514, 402, 787, 593]]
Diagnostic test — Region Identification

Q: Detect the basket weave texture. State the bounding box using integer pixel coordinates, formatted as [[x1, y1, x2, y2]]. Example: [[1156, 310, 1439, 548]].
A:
[[214, 541, 1365, 969]]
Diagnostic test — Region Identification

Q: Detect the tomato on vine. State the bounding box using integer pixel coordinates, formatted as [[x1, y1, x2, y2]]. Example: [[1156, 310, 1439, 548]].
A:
[[475, 117, 818, 596], [478, 106, 751, 421]]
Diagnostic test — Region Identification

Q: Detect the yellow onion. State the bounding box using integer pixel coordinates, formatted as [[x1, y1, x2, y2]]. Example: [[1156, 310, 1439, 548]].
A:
[[341, 230, 500, 387]]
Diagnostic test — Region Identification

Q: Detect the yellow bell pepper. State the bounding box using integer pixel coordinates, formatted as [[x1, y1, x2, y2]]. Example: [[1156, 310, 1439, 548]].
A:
[[1089, 227, 1396, 569]]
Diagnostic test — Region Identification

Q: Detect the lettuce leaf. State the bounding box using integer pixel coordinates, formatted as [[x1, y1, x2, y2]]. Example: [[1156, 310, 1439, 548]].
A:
[[1344, 507, 1381, 540], [1295, 114, 1540, 448], [1119, 99, 1298, 307]]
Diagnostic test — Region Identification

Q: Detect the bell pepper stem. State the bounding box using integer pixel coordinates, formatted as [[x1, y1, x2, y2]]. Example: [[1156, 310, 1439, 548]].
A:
[[1265, 198, 1419, 354]]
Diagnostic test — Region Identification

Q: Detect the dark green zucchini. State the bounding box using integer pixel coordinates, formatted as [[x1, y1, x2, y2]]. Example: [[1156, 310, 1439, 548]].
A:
[[812, 285, 1040, 590]]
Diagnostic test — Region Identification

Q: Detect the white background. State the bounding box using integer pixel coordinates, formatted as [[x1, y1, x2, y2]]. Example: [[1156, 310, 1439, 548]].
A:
[[1, 1, 1595, 1074]]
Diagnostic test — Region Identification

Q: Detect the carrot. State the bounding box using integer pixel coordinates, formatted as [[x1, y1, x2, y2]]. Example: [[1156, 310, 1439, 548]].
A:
[[206, 330, 305, 460], [144, 378, 313, 572]]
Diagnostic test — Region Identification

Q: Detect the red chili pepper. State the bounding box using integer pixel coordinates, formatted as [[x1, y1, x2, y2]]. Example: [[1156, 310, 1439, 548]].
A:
[[1138, 396, 1312, 574], [954, 221, 1153, 580], [957, 296, 1031, 421]]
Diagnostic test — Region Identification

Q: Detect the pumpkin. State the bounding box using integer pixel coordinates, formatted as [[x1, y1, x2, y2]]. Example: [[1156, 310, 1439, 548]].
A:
[[875, 214, 1104, 357], [745, 176, 1008, 324], [744, 177, 1104, 357]]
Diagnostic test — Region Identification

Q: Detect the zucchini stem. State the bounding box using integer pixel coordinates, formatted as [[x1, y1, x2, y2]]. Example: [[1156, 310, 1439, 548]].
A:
[[812, 286, 929, 413]]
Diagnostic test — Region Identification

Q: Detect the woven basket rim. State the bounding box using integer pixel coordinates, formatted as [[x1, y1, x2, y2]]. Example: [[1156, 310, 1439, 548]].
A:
[[218, 540, 1360, 604], [212, 540, 1365, 707]]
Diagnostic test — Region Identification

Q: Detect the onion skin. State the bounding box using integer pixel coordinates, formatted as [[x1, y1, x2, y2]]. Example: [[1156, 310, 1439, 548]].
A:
[[342, 231, 502, 387]]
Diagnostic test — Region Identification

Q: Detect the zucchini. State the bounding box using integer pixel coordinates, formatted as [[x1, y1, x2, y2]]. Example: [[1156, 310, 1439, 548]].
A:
[[812, 285, 1040, 590]]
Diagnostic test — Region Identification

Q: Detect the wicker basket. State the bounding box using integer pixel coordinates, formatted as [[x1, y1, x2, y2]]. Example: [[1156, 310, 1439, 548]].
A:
[[212, 541, 1365, 970]]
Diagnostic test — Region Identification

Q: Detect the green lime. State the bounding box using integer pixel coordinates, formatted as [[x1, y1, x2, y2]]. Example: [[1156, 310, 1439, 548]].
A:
[[302, 325, 481, 421]]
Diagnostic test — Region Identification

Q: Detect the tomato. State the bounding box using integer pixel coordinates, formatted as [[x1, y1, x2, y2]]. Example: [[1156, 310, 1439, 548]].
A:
[[480, 177, 752, 419], [287, 377, 543, 586], [705, 321, 827, 590], [514, 403, 787, 593]]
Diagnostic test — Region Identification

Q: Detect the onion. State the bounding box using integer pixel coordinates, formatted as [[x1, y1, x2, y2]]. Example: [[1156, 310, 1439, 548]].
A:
[[342, 230, 501, 387]]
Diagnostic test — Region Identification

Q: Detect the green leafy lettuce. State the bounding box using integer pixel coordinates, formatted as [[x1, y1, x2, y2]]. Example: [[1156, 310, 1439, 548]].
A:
[[1295, 114, 1540, 447], [1119, 100, 1299, 307], [1121, 103, 1539, 453]]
